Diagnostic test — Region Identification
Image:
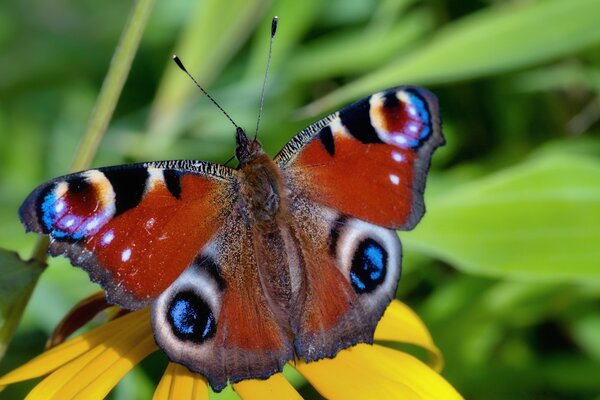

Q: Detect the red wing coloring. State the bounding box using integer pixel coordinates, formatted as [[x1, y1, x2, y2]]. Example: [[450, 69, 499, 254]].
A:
[[277, 87, 443, 230], [20, 162, 235, 308]]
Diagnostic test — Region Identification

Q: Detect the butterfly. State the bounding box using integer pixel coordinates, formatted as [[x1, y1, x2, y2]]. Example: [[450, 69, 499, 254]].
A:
[[20, 86, 443, 391]]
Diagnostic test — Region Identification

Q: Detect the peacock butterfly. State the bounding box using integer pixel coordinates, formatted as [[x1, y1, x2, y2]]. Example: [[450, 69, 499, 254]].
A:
[[19, 73, 443, 389]]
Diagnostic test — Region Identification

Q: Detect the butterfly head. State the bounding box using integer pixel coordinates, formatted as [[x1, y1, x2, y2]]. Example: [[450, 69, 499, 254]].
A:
[[235, 127, 264, 166]]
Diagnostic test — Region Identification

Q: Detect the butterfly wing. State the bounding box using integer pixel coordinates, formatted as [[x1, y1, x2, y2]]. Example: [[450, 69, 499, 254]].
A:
[[276, 86, 443, 359], [19, 161, 237, 309], [288, 200, 402, 361], [276, 86, 443, 230]]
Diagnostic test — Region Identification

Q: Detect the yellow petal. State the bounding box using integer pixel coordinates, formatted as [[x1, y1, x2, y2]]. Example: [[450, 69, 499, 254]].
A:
[[154, 363, 175, 399], [153, 363, 209, 400], [0, 309, 150, 386], [375, 300, 443, 370], [24, 343, 106, 399], [296, 344, 462, 400], [233, 373, 302, 399], [25, 311, 157, 400], [356, 344, 461, 400]]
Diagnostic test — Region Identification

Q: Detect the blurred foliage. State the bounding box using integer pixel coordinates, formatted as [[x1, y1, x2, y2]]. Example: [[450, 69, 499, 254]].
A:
[[1, 0, 599, 399], [0, 249, 43, 362]]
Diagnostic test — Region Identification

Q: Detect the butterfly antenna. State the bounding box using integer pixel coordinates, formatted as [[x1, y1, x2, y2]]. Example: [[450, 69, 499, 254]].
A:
[[254, 16, 278, 140], [172, 55, 240, 130], [223, 154, 236, 166]]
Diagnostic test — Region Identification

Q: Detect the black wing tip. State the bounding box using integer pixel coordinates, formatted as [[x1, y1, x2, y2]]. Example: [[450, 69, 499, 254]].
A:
[[19, 182, 52, 234]]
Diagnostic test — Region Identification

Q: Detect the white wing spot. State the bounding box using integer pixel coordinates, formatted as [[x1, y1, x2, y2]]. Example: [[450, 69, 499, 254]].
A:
[[389, 174, 400, 185], [391, 151, 404, 162], [393, 135, 408, 145], [145, 218, 156, 230], [102, 230, 115, 245], [54, 201, 65, 213], [408, 123, 419, 133], [121, 248, 132, 262], [85, 217, 100, 232]]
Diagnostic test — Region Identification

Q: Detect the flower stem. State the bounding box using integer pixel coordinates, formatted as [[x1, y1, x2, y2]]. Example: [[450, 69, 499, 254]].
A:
[[71, 0, 156, 172]]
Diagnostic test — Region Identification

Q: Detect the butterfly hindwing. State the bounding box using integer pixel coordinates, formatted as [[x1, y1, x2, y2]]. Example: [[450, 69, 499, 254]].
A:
[[19, 161, 236, 309], [287, 197, 402, 361], [276, 86, 443, 230], [151, 203, 295, 391]]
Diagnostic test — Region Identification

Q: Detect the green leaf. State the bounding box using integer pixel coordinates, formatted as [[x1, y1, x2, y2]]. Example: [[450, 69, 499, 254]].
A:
[[288, 7, 434, 82], [0, 248, 44, 362], [570, 314, 600, 362], [302, 0, 600, 115], [404, 154, 600, 281]]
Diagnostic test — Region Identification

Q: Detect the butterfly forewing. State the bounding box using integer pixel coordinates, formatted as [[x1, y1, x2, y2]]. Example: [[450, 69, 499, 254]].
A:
[[19, 161, 236, 309], [276, 86, 443, 230]]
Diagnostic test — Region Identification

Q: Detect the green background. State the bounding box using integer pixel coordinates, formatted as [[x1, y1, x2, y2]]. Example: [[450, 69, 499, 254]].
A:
[[1, 0, 599, 398]]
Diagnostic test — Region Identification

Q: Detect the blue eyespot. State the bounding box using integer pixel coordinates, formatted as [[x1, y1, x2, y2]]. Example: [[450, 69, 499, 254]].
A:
[[350, 239, 387, 294], [168, 291, 216, 343], [36, 178, 112, 241], [407, 91, 431, 141], [40, 190, 59, 232], [39, 189, 84, 240]]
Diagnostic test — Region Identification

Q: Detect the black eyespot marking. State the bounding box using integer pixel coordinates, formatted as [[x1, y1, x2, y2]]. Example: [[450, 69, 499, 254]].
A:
[[163, 169, 182, 199], [328, 216, 347, 258], [194, 255, 226, 291], [383, 90, 400, 109], [167, 290, 216, 344], [67, 176, 91, 193], [339, 97, 383, 144], [103, 167, 148, 216], [350, 238, 387, 294], [318, 126, 335, 156]]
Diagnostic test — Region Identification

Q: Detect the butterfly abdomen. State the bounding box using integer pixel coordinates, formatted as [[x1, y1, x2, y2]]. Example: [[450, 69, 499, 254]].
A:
[[236, 151, 304, 328]]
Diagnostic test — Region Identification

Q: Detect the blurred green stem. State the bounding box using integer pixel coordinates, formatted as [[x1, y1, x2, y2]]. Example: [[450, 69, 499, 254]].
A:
[[31, 237, 49, 265], [30, 0, 155, 260], [71, 0, 156, 171]]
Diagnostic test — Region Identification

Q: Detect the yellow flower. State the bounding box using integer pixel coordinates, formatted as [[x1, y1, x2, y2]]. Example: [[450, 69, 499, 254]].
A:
[[0, 299, 462, 399]]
